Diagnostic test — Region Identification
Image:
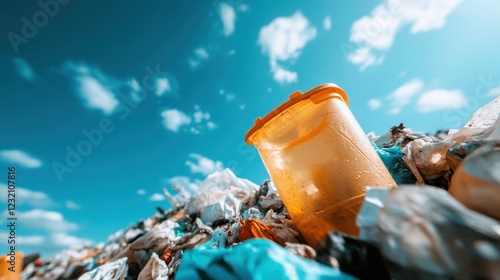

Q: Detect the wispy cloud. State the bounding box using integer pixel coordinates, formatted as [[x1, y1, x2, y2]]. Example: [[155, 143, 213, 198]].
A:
[[137, 189, 146, 195], [219, 89, 235, 101], [323, 16, 332, 31], [161, 106, 215, 134], [0, 149, 42, 168], [258, 11, 317, 85], [149, 193, 165, 201], [387, 79, 423, 114], [185, 153, 224, 176], [62, 61, 141, 115], [14, 209, 78, 232], [368, 98, 382, 110], [487, 86, 500, 97], [161, 109, 192, 132], [12, 57, 35, 82], [50, 232, 91, 247], [154, 74, 179, 98], [416, 89, 466, 113], [218, 3, 236, 36], [188, 48, 210, 70], [65, 200, 81, 210], [0, 184, 53, 208], [346, 0, 462, 70]]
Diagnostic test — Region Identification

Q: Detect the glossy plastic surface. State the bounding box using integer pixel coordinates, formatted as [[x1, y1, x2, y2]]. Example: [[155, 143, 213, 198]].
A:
[[246, 84, 397, 246]]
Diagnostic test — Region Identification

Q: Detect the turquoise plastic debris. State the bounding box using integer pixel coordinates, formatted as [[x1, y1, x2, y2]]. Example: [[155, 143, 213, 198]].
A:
[[175, 238, 355, 280], [372, 143, 416, 184]]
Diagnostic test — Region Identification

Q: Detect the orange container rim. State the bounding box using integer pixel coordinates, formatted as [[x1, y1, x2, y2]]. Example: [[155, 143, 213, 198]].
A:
[[244, 83, 349, 145]]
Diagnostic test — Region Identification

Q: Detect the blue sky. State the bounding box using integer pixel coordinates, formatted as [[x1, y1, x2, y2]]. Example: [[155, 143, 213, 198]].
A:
[[1, 0, 499, 257]]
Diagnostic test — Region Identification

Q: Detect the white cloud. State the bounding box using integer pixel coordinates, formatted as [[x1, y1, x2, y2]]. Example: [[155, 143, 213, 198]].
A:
[[323, 16, 332, 31], [347, 0, 462, 70], [77, 76, 119, 114], [258, 11, 317, 84], [416, 89, 466, 113], [219, 3, 236, 36], [0, 149, 42, 168], [368, 98, 382, 110], [149, 193, 165, 201], [194, 108, 210, 123], [388, 79, 423, 114], [238, 4, 249, 12], [161, 109, 192, 132], [185, 153, 224, 176], [50, 232, 91, 247], [487, 86, 500, 97], [0, 184, 53, 208], [15, 209, 78, 232], [167, 176, 200, 193], [155, 77, 171, 96], [13, 57, 35, 82], [239, 104, 246, 110], [161, 106, 215, 134], [137, 189, 146, 195], [206, 121, 216, 129], [188, 48, 210, 70], [65, 200, 81, 210], [228, 49, 236, 56], [219, 89, 235, 101], [62, 61, 141, 115], [273, 66, 298, 85], [18, 235, 45, 245]]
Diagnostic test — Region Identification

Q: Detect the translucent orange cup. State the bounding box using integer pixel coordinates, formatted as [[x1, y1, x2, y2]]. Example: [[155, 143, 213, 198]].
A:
[[0, 252, 23, 280], [245, 84, 397, 247]]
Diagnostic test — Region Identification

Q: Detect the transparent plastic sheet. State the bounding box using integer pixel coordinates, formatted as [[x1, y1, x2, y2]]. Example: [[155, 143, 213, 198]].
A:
[[402, 96, 499, 187], [175, 239, 355, 280], [200, 195, 242, 225], [357, 186, 500, 279], [137, 253, 168, 280], [185, 169, 259, 217], [78, 257, 128, 280]]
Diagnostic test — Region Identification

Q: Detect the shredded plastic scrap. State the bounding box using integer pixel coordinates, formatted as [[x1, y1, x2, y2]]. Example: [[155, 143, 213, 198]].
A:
[[357, 186, 500, 279]]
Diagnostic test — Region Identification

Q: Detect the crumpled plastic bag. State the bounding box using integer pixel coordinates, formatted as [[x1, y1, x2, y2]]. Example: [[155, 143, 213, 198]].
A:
[[262, 209, 302, 244], [402, 96, 499, 187], [200, 195, 242, 225], [175, 239, 355, 280], [357, 186, 500, 279], [79, 257, 128, 280], [285, 242, 316, 260], [131, 219, 181, 251], [185, 169, 259, 216], [372, 143, 416, 184], [257, 180, 284, 211], [237, 217, 285, 246], [137, 253, 168, 280]]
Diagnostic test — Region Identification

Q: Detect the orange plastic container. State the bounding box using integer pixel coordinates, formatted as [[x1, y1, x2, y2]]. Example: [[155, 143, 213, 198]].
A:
[[245, 84, 397, 246], [0, 252, 23, 280]]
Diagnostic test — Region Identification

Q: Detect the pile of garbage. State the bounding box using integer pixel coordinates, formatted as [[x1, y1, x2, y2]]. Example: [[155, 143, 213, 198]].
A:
[[18, 97, 499, 279]]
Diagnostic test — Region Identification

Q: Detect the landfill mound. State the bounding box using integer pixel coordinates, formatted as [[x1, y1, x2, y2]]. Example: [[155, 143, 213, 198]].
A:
[[19, 96, 500, 280]]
